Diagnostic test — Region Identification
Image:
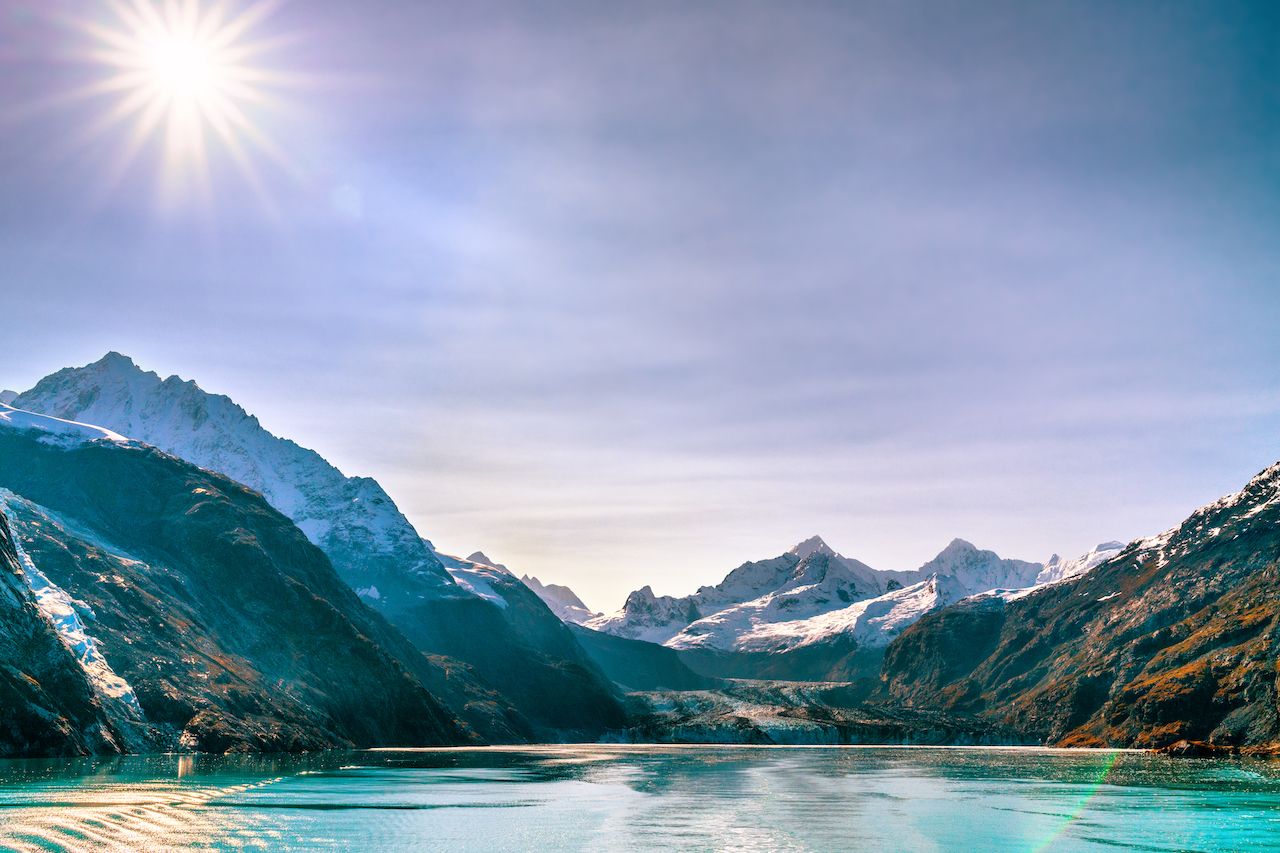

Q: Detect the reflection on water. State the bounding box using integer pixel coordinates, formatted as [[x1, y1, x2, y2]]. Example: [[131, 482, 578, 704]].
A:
[[1, 746, 1278, 851]]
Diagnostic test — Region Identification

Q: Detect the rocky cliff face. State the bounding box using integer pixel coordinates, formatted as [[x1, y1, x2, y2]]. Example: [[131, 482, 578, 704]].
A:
[[0, 420, 474, 752], [13, 355, 625, 741], [882, 462, 1280, 752], [0, 510, 123, 757], [425, 553, 626, 738]]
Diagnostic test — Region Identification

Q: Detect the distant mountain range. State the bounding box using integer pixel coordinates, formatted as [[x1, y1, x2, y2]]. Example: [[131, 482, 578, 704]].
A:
[[3, 352, 1279, 756], [567, 532, 1120, 682]]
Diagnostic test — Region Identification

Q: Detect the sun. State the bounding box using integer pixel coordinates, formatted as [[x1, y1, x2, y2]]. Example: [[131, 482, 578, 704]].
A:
[[70, 0, 293, 205], [145, 31, 221, 101]]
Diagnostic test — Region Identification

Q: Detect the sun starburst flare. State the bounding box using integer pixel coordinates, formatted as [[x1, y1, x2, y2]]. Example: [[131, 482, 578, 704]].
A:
[[67, 0, 300, 208]]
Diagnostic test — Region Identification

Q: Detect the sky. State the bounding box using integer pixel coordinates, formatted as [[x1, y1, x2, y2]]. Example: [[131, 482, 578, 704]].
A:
[[1, 0, 1278, 611]]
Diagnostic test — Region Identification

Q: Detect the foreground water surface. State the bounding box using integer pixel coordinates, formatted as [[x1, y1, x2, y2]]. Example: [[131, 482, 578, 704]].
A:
[[0, 745, 1277, 851]]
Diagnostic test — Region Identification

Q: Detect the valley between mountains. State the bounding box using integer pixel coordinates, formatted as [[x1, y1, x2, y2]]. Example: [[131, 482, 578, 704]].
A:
[[2, 353, 1278, 756]]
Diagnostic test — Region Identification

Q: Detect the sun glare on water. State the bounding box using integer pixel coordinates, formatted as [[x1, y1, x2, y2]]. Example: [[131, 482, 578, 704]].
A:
[[71, 0, 295, 207]]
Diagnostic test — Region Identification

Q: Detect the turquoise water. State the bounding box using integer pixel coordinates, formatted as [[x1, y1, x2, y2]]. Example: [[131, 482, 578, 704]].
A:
[[0, 746, 1278, 851]]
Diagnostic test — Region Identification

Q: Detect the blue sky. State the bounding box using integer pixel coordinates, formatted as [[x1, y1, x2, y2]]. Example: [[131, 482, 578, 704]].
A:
[[2, 0, 1278, 610]]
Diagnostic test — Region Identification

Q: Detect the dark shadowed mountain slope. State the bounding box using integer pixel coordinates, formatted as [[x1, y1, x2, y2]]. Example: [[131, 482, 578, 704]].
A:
[[0, 415, 478, 752], [882, 461, 1280, 752], [14, 354, 624, 740], [0, 511, 123, 757], [568, 624, 715, 692], [428, 554, 627, 737], [13, 352, 457, 605]]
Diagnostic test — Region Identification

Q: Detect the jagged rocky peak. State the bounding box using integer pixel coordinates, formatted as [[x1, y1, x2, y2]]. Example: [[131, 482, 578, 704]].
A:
[[1035, 541, 1126, 586], [521, 574, 599, 624], [910, 538, 1042, 595], [625, 585, 659, 608], [789, 535, 836, 559], [12, 353, 457, 606], [467, 551, 509, 572]]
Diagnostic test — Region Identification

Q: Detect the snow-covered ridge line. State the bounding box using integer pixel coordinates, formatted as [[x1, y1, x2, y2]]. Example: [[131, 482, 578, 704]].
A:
[[0, 493, 143, 719], [0, 403, 131, 446], [13, 353, 460, 606], [585, 535, 1135, 656], [436, 551, 511, 609]]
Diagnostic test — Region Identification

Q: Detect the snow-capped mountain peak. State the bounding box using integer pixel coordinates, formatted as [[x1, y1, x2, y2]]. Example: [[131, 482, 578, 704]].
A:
[[911, 538, 1042, 596], [788, 535, 836, 559], [1035, 541, 1125, 585], [12, 354, 458, 608]]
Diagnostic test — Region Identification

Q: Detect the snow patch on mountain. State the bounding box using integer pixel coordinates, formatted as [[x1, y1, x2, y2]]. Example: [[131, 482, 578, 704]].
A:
[[1035, 541, 1125, 585], [0, 492, 143, 719], [436, 552, 510, 609], [788, 535, 837, 559], [667, 550, 890, 651], [1132, 462, 1280, 570], [0, 403, 130, 446], [718, 575, 963, 653]]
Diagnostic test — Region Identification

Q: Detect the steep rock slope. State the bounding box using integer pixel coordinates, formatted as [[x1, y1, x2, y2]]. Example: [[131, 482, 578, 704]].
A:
[[0, 411, 470, 752], [882, 462, 1280, 752], [0, 510, 123, 757], [14, 355, 624, 740], [425, 552, 626, 737]]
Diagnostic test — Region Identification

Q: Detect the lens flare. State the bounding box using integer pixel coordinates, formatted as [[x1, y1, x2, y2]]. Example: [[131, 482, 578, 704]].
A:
[[1030, 749, 1123, 852], [66, 0, 297, 208]]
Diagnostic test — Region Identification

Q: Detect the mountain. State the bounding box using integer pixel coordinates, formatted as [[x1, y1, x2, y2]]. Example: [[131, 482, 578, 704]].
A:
[[13, 355, 625, 739], [881, 461, 1280, 752], [0, 404, 472, 753], [424, 551, 626, 736], [1035, 541, 1125, 585], [13, 353, 457, 608], [0, 506, 123, 757], [585, 536, 883, 645], [568, 625, 714, 692], [522, 575, 599, 623], [585, 536, 1049, 681]]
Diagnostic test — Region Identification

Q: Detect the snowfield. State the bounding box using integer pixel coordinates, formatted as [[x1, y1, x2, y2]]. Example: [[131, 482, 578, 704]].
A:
[[588, 535, 1129, 657], [0, 403, 130, 446]]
